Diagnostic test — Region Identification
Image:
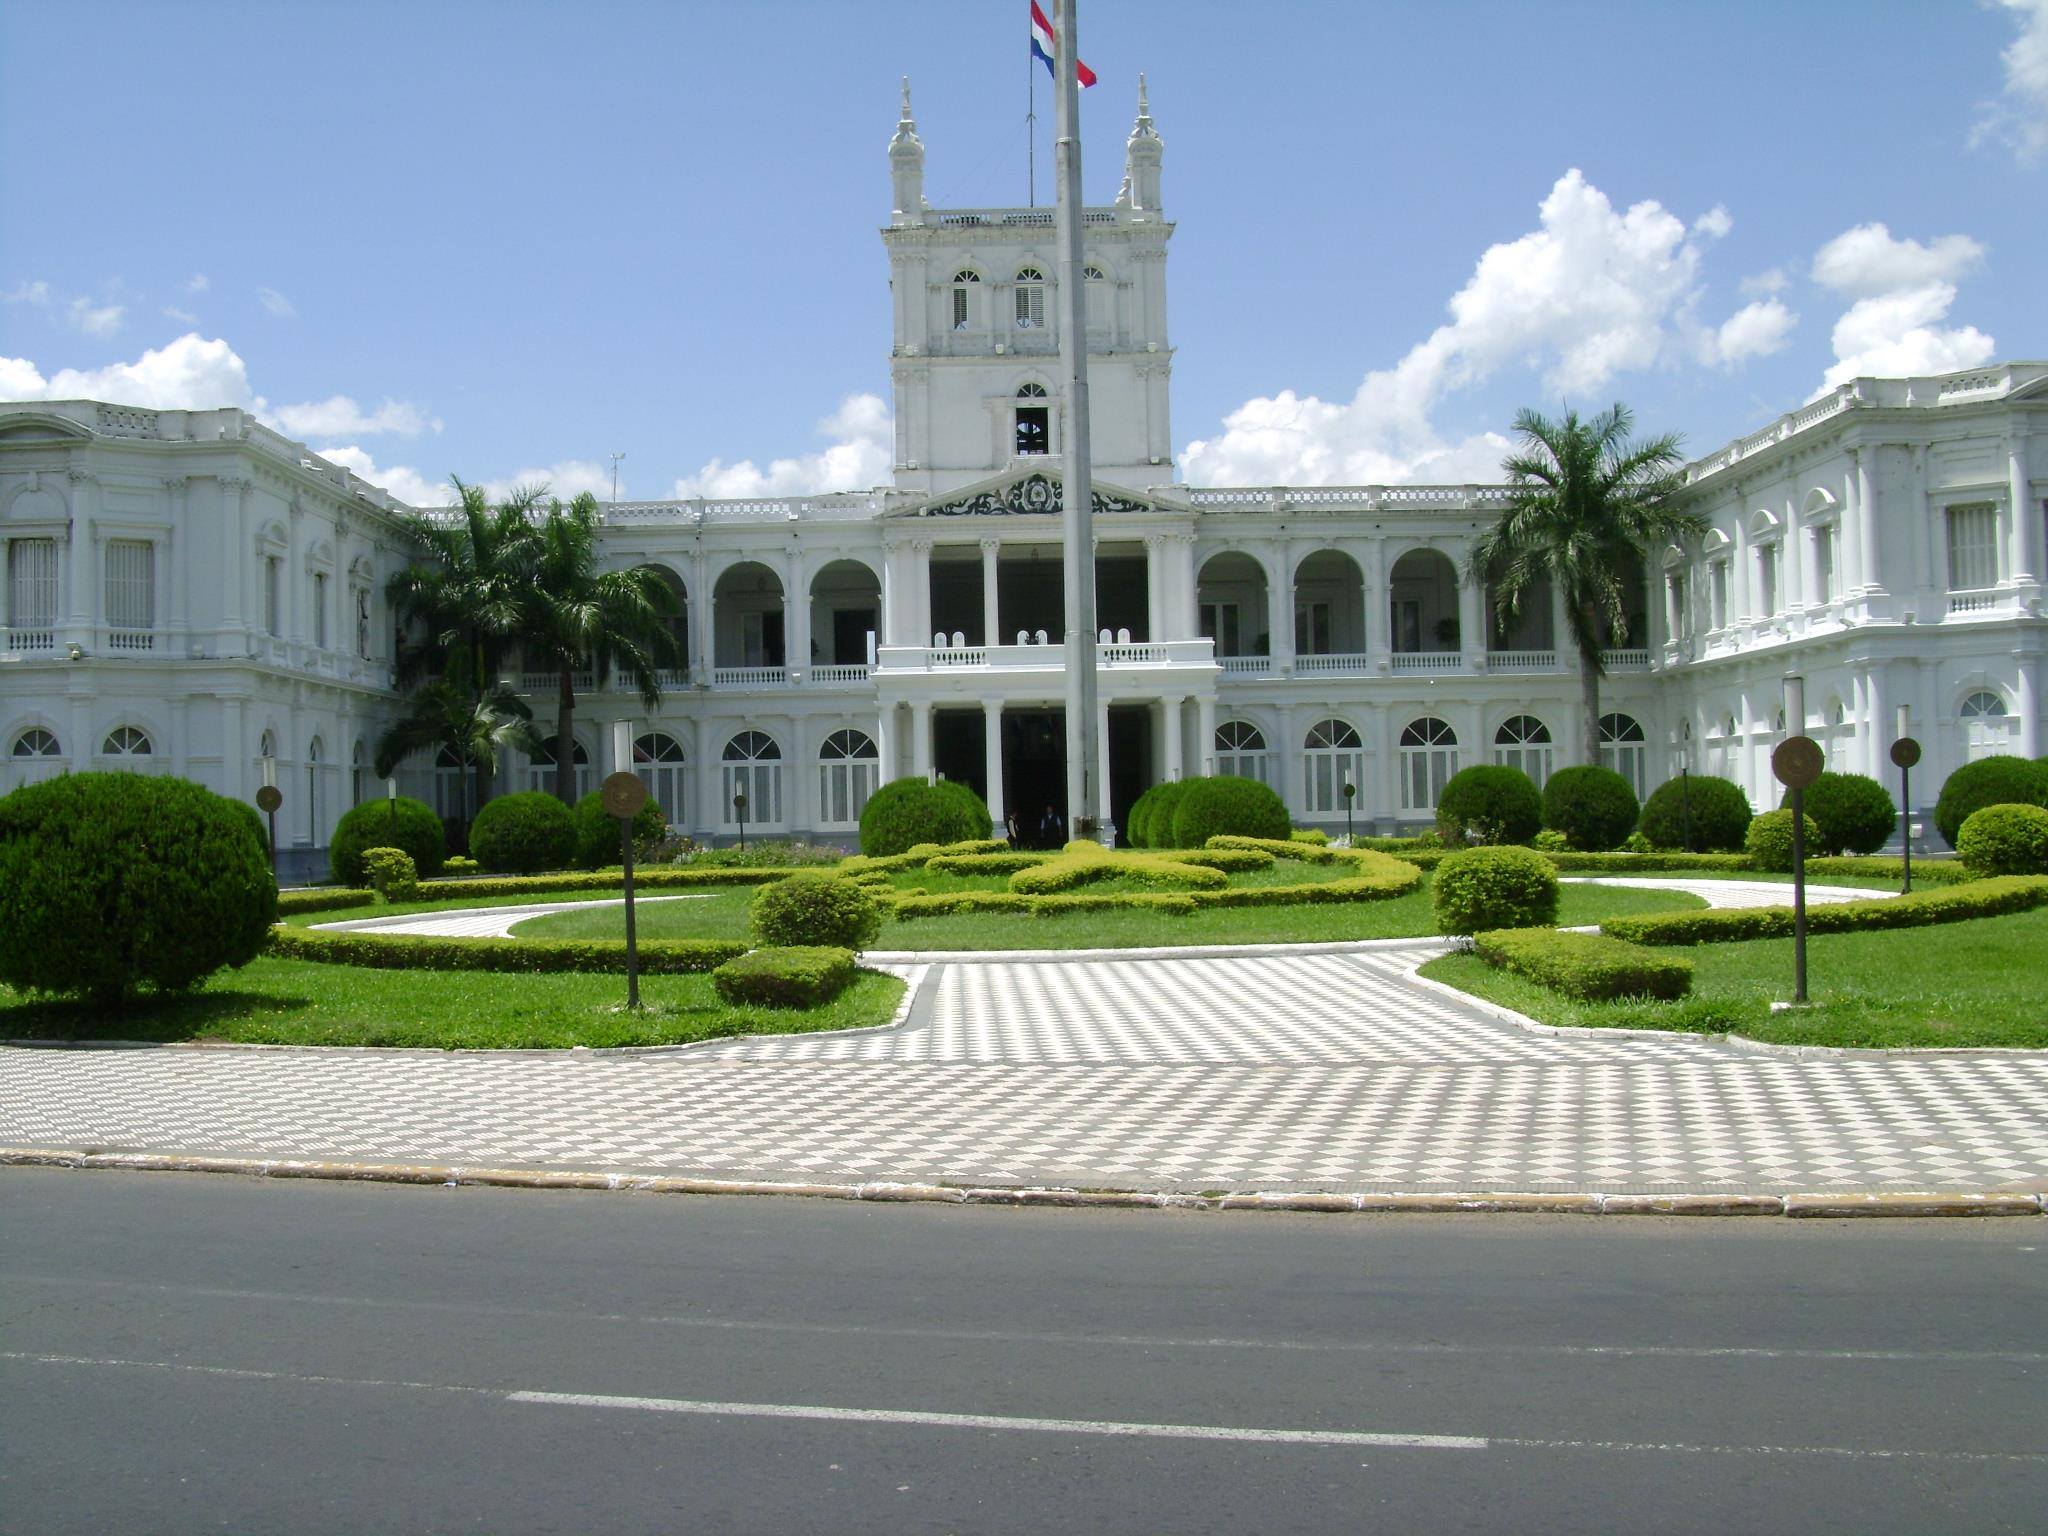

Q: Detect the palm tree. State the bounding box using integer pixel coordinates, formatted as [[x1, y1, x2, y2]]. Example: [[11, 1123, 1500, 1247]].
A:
[[371, 675, 545, 824], [514, 492, 682, 803], [1469, 404, 1703, 765]]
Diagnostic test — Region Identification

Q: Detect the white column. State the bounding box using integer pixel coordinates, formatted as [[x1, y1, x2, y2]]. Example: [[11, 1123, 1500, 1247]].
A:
[[876, 702, 898, 785], [1096, 697, 1113, 836], [2010, 428, 2037, 588], [912, 540, 934, 645], [911, 699, 933, 780], [222, 696, 245, 801], [1367, 537, 1391, 666], [218, 476, 247, 638], [165, 479, 189, 641], [982, 698, 1005, 830], [1853, 448, 1878, 598], [1457, 561, 1484, 666], [1275, 701, 1298, 815], [1548, 574, 1570, 665], [1162, 695, 1184, 781], [1143, 534, 1165, 642], [1196, 695, 1216, 776], [63, 471, 96, 642], [691, 549, 712, 681], [1270, 544, 1296, 673], [1174, 533, 1197, 642], [979, 537, 1001, 645], [1782, 493, 1804, 615], [784, 548, 809, 680], [2016, 656, 2041, 758]]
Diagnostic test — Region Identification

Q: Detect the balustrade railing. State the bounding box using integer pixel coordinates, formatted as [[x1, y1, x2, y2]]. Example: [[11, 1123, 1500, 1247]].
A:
[[1486, 649, 1556, 672], [1389, 650, 1462, 673], [810, 664, 870, 684], [1218, 655, 1272, 675], [876, 638, 1215, 674], [106, 629, 156, 653], [1602, 649, 1651, 671], [711, 666, 789, 689], [5, 628, 56, 653], [1292, 652, 1372, 675], [1944, 588, 2002, 616]]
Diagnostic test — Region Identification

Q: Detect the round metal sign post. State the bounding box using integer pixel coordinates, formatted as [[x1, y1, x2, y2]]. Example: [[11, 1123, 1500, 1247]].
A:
[[601, 771, 649, 1010], [1890, 736, 1922, 894], [254, 784, 284, 882], [733, 790, 748, 853], [1342, 779, 1356, 846], [1772, 736, 1825, 1005]]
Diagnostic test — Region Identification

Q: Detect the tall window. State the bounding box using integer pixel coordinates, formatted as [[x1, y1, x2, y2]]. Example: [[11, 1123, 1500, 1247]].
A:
[[1213, 720, 1269, 782], [1083, 263, 1109, 329], [1812, 525, 1836, 603], [104, 538, 154, 638], [1199, 601, 1242, 656], [1294, 601, 1332, 655], [1757, 542, 1780, 616], [355, 586, 372, 658], [1960, 690, 2010, 761], [723, 730, 782, 826], [312, 572, 329, 648], [527, 735, 591, 797], [7, 537, 58, 639], [1302, 718, 1364, 816], [633, 732, 688, 826], [817, 729, 879, 827], [1014, 382, 1049, 456], [950, 269, 979, 330], [1946, 503, 1999, 591], [1599, 713, 1648, 798], [264, 556, 282, 635], [1399, 717, 1458, 812], [1493, 715, 1554, 788], [1665, 573, 1687, 640], [1013, 267, 1046, 328], [1710, 560, 1729, 630]]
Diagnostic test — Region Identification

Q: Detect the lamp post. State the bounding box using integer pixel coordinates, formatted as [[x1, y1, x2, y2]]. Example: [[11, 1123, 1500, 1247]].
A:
[[1679, 720, 1693, 853], [601, 721, 646, 1011], [733, 789, 748, 852], [256, 754, 282, 883], [1772, 673, 1821, 1007], [386, 775, 399, 845], [1342, 778, 1356, 846], [1891, 704, 1920, 895]]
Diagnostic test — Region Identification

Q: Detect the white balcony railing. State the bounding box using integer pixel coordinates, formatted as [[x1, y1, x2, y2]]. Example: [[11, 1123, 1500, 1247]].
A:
[[1945, 587, 2002, 616], [1219, 655, 1272, 675], [520, 670, 596, 692], [876, 637, 1215, 674], [1487, 649, 1556, 672], [6, 628, 57, 653], [106, 628, 156, 653], [1389, 650, 1462, 674], [1292, 652, 1372, 676], [810, 664, 870, 685], [1602, 649, 1651, 672], [711, 666, 789, 689]]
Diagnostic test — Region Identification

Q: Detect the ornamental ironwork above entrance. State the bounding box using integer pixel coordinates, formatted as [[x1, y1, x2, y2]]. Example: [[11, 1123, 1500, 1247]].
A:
[[919, 473, 1149, 518]]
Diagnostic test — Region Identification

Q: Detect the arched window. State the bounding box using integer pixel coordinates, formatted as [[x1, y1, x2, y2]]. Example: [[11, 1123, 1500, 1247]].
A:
[[1493, 715, 1553, 788], [434, 745, 469, 822], [950, 268, 981, 330], [307, 737, 324, 843], [817, 729, 879, 827], [259, 728, 277, 759], [12, 727, 60, 758], [1960, 690, 2010, 761], [1399, 717, 1458, 813], [102, 726, 153, 758], [1599, 713, 1648, 798], [9, 727, 62, 786], [1015, 382, 1050, 457], [633, 732, 688, 826], [1302, 718, 1364, 817], [1213, 720, 1269, 783], [1013, 266, 1046, 329], [527, 734, 591, 798], [723, 730, 783, 827]]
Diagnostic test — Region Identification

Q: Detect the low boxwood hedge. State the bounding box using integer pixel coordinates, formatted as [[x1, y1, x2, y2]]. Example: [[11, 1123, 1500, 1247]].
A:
[[924, 851, 1051, 876], [278, 887, 378, 916], [1206, 834, 1335, 864], [1009, 848, 1229, 894], [711, 946, 858, 1008], [267, 927, 747, 973], [1473, 927, 1693, 1001], [412, 867, 791, 901], [1802, 855, 1974, 887], [1170, 847, 1275, 873], [1600, 874, 2048, 946]]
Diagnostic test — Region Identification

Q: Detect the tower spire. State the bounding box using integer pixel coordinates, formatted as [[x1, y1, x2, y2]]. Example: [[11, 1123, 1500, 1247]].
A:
[[888, 75, 927, 223], [1116, 72, 1163, 211]]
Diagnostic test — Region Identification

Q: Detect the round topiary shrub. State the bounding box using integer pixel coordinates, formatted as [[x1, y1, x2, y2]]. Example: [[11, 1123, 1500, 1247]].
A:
[[0, 772, 277, 1003], [1744, 808, 1821, 872], [1128, 780, 1193, 848], [361, 846, 419, 902], [467, 790, 577, 874], [570, 788, 666, 869], [857, 778, 993, 856], [1637, 774, 1752, 852], [1435, 764, 1542, 846], [748, 872, 883, 949], [1782, 771, 1897, 856], [1432, 845, 1561, 936], [1169, 775, 1291, 848], [1955, 803, 2048, 876], [1541, 765, 1640, 851], [328, 794, 444, 885], [1934, 755, 2048, 848]]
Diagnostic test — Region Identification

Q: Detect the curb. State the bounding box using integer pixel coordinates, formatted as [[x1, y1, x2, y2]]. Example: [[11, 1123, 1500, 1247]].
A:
[[4, 1148, 2041, 1218]]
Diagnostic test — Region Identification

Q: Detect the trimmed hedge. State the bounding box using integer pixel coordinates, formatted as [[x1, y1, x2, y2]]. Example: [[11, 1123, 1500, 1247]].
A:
[[329, 795, 445, 885], [409, 867, 791, 902], [1934, 756, 2048, 847], [748, 873, 882, 949], [1126, 780, 1192, 849], [1744, 808, 1820, 873], [1473, 927, 1693, 1001], [1008, 847, 1229, 894], [1804, 855, 1974, 887], [278, 887, 377, 916], [1170, 847, 1275, 874], [1600, 874, 2048, 946], [361, 846, 419, 902], [711, 946, 859, 1009], [0, 772, 277, 1003], [1168, 775, 1291, 849], [469, 791, 577, 874], [1783, 771, 1897, 857], [1291, 829, 1330, 846], [1432, 846, 1560, 936], [1207, 834, 1336, 864], [1956, 803, 2048, 876], [858, 779, 993, 856], [1637, 774, 1752, 852], [1541, 765, 1640, 852], [1435, 765, 1543, 846], [572, 789, 666, 870], [267, 926, 746, 973], [924, 851, 1052, 876]]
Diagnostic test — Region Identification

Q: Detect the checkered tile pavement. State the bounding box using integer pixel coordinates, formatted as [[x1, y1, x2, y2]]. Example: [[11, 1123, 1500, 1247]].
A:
[[5, 948, 2046, 1196]]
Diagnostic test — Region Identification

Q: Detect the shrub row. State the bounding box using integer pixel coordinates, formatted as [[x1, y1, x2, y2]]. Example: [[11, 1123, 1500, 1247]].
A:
[[1802, 855, 1975, 887], [1600, 874, 2048, 947], [1206, 834, 1335, 863], [267, 926, 748, 973], [1127, 775, 1290, 849], [884, 851, 1420, 922], [1473, 927, 1694, 1001], [1169, 847, 1275, 874], [1009, 849, 1229, 894], [409, 867, 792, 901], [711, 946, 859, 1009], [924, 851, 1052, 876], [278, 887, 378, 916]]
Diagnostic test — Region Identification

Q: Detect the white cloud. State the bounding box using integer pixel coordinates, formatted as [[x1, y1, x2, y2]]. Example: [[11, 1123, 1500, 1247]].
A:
[[0, 333, 261, 410], [1972, 0, 2048, 163], [1698, 298, 1797, 368], [162, 305, 199, 324], [5, 280, 52, 307], [672, 392, 893, 498], [483, 460, 619, 503], [185, 274, 210, 294], [317, 445, 450, 506], [1182, 169, 1763, 486], [271, 394, 442, 438], [0, 356, 48, 396], [1808, 222, 1995, 391], [257, 286, 297, 319], [67, 297, 125, 337], [1739, 267, 1790, 298]]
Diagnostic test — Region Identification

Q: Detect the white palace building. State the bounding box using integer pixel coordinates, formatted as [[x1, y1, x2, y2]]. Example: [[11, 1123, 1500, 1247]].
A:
[[2, 83, 2043, 873]]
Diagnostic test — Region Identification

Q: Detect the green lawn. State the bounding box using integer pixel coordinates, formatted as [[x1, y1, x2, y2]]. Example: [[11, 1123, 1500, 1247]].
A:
[[512, 875, 1704, 949], [0, 960, 904, 1050], [1421, 907, 2048, 1049]]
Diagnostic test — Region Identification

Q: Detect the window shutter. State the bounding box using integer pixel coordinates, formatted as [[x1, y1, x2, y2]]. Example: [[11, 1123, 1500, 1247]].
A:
[[9, 538, 59, 629], [1945, 504, 1998, 591], [105, 539, 154, 631]]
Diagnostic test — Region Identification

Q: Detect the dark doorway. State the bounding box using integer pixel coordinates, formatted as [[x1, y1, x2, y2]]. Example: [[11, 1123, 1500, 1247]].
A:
[[933, 709, 986, 804], [1015, 407, 1049, 456], [1107, 705, 1152, 845], [1003, 709, 1067, 847], [831, 608, 876, 665]]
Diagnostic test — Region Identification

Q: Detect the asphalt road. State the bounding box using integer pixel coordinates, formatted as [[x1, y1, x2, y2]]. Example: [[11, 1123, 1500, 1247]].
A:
[[2, 1170, 2043, 1535]]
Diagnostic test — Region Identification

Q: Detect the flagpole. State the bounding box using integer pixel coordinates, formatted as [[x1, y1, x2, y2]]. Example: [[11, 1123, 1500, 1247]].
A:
[[1027, 43, 1036, 207], [1055, 0, 1100, 842]]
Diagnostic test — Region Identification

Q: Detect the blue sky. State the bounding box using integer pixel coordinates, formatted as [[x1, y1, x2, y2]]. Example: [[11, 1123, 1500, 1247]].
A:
[[3, 0, 2044, 502]]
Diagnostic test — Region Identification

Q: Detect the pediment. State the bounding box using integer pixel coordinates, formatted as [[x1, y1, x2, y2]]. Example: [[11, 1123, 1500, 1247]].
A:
[[0, 412, 94, 446], [895, 468, 1153, 519]]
